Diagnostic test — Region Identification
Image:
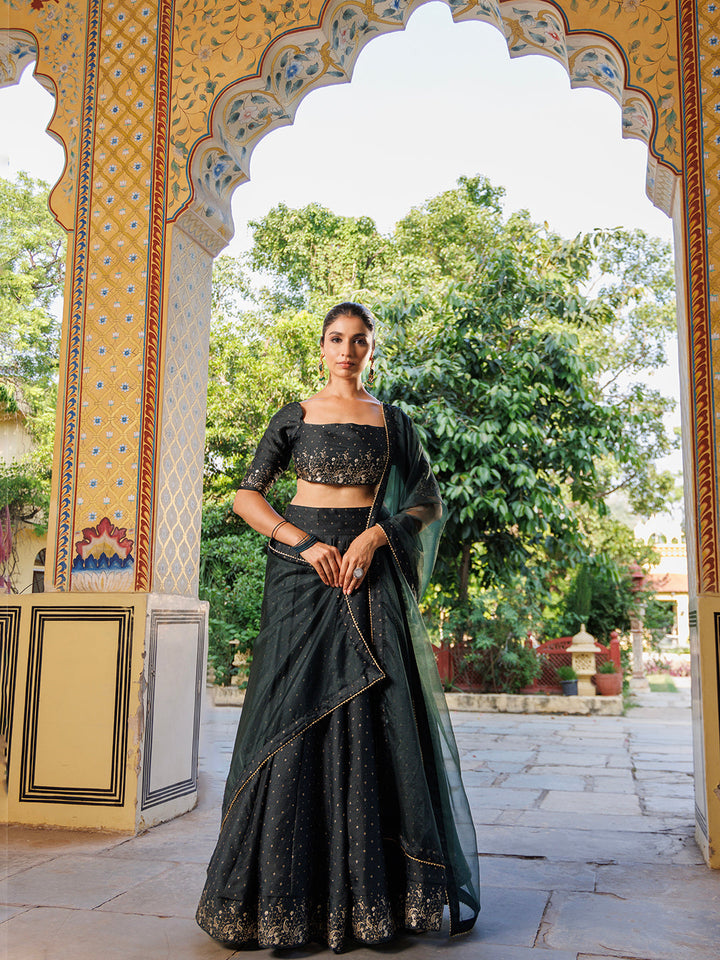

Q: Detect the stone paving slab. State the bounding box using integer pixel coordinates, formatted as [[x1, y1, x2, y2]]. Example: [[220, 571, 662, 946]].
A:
[[96, 830, 218, 863], [475, 823, 693, 864], [3, 854, 175, 910], [596, 860, 720, 901], [587, 776, 637, 794], [577, 956, 657, 960], [2, 825, 125, 857], [98, 861, 210, 918], [523, 765, 636, 779], [539, 790, 641, 816], [3, 686, 717, 960], [494, 809, 685, 834], [534, 752, 627, 767], [479, 855, 596, 892], [3, 906, 235, 960], [0, 853, 47, 882], [634, 779, 694, 798], [460, 768, 504, 786], [501, 773, 589, 792], [539, 890, 720, 960], [463, 749, 538, 764], [633, 760, 694, 773], [633, 768, 695, 783], [466, 785, 545, 809], [462, 758, 528, 773], [0, 904, 30, 922], [641, 796, 694, 817], [469, 885, 551, 946]]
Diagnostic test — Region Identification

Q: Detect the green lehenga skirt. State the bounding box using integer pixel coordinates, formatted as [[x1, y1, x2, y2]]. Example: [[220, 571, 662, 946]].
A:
[[196, 505, 479, 953]]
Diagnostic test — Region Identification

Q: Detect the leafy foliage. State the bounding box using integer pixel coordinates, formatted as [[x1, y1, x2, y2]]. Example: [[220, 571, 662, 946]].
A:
[[248, 202, 387, 310], [205, 175, 679, 676], [644, 596, 677, 647], [0, 172, 65, 394], [198, 504, 267, 685], [375, 294, 614, 594], [204, 307, 320, 499], [0, 173, 66, 587]]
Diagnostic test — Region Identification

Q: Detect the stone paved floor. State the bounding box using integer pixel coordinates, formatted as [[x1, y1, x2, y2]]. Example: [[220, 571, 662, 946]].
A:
[[4, 678, 720, 960]]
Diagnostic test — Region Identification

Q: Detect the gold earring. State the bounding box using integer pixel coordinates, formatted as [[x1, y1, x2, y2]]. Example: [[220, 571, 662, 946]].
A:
[[318, 356, 325, 377], [367, 356, 375, 385]]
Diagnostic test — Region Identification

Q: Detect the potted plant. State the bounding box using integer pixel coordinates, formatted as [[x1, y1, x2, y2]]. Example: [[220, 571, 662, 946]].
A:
[[595, 660, 623, 696], [557, 665, 578, 696]]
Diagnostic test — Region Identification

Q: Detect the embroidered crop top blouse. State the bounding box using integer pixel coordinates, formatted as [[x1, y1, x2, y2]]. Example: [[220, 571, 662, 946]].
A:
[[238, 401, 387, 497]]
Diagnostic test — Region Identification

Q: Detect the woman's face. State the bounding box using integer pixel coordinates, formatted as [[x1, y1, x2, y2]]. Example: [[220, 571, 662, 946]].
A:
[[321, 314, 373, 380]]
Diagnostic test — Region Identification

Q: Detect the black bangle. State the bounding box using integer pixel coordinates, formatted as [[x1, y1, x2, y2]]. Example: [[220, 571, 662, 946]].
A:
[[270, 519, 288, 539], [284, 534, 319, 555]]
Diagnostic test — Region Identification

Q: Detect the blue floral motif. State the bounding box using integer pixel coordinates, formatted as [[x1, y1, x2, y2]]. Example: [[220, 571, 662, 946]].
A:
[[72, 553, 134, 572], [599, 64, 615, 79], [286, 62, 300, 79]]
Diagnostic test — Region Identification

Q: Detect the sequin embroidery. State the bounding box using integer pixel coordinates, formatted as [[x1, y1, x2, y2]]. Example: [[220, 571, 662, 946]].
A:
[[237, 403, 387, 495]]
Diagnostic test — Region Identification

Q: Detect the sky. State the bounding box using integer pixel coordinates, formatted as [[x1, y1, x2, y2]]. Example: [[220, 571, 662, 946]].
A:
[[0, 1, 682, 506]]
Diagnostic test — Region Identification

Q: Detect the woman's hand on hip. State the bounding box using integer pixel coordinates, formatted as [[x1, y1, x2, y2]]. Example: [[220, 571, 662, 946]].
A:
[[339, 526, 388, 595], [300, 541, 343, 588]]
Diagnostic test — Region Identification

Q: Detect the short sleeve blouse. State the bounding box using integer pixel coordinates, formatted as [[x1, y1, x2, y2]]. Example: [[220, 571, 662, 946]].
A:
[[238, 402, 387, 497]]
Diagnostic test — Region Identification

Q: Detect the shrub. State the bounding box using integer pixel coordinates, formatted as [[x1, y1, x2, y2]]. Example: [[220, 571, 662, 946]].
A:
[[557, 665, 578, 682], [199, 505, 267, 685], [597, 659, 618, 674]]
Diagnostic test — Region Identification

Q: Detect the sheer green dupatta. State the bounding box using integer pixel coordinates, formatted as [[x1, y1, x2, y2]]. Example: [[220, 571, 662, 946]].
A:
[[374, 405, 481, 937]]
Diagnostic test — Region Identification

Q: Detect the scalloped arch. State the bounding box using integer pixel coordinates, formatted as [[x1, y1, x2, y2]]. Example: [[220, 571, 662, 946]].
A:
[[174, 0, 679, 255], [0, 29, 39, 88], [0, 18, 83, 232]]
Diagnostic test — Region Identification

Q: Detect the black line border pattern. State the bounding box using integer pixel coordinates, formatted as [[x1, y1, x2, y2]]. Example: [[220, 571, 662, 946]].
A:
[[1, 606, 21, 774], [141, 609, 206, 810], [19, 606, 134, 806]]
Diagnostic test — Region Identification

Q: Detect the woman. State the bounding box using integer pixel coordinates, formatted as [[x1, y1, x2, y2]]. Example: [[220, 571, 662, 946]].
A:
[[196, 302, 480, 953]]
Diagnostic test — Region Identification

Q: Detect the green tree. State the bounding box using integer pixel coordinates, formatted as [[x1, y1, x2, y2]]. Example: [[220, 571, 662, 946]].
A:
[[199, 504, 267, 685], [248, 202, 387, 310], [376, 290, 616, 601], [205, 175, 679, 644], [243, 178, 678, 517], [0, 172, 65, 398], [204, 304, 321, 500], [0, 173, 66, 586]]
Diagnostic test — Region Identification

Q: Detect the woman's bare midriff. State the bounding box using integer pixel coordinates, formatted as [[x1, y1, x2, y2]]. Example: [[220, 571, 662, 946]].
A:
[[291, 478, 377, 508]]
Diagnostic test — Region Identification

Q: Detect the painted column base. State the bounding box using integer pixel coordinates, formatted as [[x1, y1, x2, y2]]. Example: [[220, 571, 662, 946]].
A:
[[1, 592, 208, 833], [690, 595, 720, 868]]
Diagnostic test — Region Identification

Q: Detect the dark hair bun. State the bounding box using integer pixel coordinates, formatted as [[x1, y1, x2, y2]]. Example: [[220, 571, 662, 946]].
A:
[[322, 302, 375, 338]]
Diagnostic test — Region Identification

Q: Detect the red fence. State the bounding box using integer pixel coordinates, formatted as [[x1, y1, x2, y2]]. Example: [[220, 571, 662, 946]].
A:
[[435, 632, 622, 693]]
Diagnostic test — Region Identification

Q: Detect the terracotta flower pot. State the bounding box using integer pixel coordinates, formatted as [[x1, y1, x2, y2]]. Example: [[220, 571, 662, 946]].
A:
[[595, 672, 623, 696]]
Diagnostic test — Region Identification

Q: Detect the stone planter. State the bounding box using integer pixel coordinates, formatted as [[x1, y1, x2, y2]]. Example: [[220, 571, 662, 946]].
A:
[[595, 671, 623, 696], [560, 679, 578, 696]]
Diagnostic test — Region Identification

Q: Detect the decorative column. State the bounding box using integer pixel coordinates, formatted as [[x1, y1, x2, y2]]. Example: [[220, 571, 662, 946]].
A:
[[629, 564, 649, 692], [1, 0, 211, 834]]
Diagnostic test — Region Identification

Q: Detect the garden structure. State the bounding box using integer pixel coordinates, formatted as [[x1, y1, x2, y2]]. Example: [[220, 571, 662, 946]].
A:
[[436, 632, 622, 694]]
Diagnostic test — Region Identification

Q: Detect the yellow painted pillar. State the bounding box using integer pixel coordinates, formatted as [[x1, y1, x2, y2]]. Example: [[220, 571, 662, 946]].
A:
[[1, 0, 211, 832]]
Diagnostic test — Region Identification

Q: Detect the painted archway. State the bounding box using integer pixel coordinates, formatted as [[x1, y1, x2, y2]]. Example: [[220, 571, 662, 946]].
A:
[[1, 0, 719, 866]]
